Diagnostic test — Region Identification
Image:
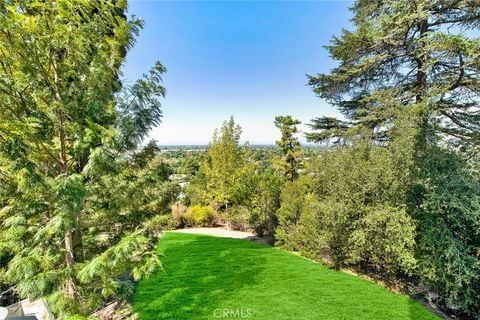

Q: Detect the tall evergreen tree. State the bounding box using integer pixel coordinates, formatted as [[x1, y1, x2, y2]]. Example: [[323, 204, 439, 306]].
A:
[[274, 115, 302, 181], [0, 0, 167, 315], [307, 0, 480, 149]]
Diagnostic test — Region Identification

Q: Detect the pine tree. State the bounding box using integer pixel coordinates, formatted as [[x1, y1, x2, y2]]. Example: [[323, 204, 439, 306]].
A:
[[274, 116, 302, 181], [307, 0, 480, 148]]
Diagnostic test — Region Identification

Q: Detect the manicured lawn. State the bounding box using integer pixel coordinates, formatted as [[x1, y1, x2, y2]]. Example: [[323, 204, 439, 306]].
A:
[[133, 232, 438, 320]]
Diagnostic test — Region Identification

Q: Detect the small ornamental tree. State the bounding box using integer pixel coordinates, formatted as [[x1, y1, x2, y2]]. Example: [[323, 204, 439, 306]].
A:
[[201, 117, 248, 209]]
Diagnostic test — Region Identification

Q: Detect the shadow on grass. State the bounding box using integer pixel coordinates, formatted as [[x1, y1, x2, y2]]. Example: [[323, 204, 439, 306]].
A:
[[134, 232, 440, 320], [133, 233, 270, 319]]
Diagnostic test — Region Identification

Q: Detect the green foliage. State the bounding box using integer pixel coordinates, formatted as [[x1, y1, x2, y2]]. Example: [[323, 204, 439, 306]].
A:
[[200, 117, 253, 208], [274, 115, 302, 181], [171, 203, 190, 228], [307, 0, 480, 149], [186, 118, 257, 220], [176, 154, 202, 175], [188, 205, 216, 227], [276, 140, 417, 276], [184, 169, 209, 206], [78, 230, 160, 284], [116, 63, 166, 151], [303, 1, 480, 317], [348, 206, 416, 275], [227, 206, 251, 231], [413, 148, 480, 316], [185, 119, 285, 235], [249, 172, 284, 237], [275, 178, 312, 251], [0, 0, 172, 316], [145, 214, 176, 234], [133, 139, 161, 168]]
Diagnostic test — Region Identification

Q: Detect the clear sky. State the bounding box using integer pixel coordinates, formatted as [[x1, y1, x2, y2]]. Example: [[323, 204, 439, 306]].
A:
[[122, 0, 353, 145]]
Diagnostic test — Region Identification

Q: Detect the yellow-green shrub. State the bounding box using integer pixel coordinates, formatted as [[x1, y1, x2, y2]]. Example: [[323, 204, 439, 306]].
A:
[[188, 205, 215, 227]]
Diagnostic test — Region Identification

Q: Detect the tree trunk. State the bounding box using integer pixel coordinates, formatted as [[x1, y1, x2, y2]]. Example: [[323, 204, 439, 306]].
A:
[[65, 230, 78, 301], [415, 18, 428, 104], [53, 54, 79, 302], [74, 214, 84, 261], [413, 17, 430, 153], [225, 201, 230, 230]]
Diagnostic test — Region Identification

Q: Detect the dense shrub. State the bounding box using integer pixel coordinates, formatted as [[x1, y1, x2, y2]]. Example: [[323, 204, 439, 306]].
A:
[[145, 214, 176, 234], [189, 205, 216, 227], [275, 136, 480, 317], [183, 171, 209, 206], [228, 206, 251, 231], [276, 142, 417, 276], [348, 206, 416, 275], [249, 173, 284, 237], [275, 179, 311, 250], [413, 149, 480, 317]]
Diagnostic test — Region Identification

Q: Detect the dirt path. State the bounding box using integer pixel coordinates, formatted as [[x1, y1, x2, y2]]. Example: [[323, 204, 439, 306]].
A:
[[173, 227, 255, 239]]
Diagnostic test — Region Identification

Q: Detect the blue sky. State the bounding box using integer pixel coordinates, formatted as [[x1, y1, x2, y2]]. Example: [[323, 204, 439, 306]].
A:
[[123, 0, 353, 144]]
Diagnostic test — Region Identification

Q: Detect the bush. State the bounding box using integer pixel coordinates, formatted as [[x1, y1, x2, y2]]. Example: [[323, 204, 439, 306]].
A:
[[172, 203, 190, 227], [249, 172, 283, 237], [145, 214, 176, 234], [413, 149, 480, 317], [275, 178, 315, 250], [188, 205, 215, 227], [348, 206, 416, 275], [276, 193, 328, 262], [227, 206, 250, 231], [276, 142, 417, 276]]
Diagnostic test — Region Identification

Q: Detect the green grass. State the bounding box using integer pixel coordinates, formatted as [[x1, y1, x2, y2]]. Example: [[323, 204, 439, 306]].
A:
[[133, 232, 439, 320]]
